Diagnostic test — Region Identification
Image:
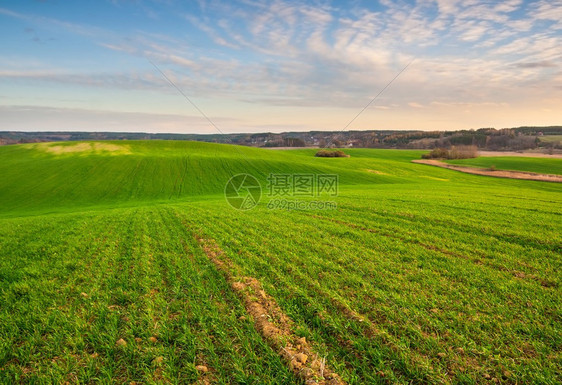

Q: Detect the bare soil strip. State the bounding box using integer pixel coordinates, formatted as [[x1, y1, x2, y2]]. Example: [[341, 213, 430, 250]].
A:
[[412, 159, 562, 182], [194, 234, 346, 385], [477, 151, 562, 159]]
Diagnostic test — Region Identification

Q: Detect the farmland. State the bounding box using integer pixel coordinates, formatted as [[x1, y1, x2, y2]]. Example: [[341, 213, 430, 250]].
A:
[[1, 141, 561, 384], [539, 135, 562, 144], [446, 156, 562, 176]]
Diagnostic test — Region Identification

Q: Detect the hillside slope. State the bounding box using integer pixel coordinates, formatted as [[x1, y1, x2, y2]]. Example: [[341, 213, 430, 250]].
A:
[[0, 142, 561, 383], [0, 141, 434, 216]]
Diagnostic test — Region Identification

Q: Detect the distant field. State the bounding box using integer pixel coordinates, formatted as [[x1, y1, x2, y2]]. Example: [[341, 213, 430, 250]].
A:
[[539, 135, 562, 143], [446, 156, 562, 175], [1, 141, 561, 384]]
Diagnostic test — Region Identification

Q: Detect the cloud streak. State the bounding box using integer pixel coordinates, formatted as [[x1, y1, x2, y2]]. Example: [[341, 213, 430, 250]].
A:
[[0, 105, 242, 133]]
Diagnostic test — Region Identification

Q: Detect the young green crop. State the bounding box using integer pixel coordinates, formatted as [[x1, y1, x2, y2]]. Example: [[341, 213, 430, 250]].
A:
[[0, 141, 560, 384], [0, 208, 298, 383], [171, 184, 561, 384]]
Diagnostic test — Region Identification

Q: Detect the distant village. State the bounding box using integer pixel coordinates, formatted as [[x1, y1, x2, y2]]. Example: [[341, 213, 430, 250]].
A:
[[1, 126, 561, 152]]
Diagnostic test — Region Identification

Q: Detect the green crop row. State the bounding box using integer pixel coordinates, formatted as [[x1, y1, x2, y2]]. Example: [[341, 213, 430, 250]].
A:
[[0, 208, 299, 384]]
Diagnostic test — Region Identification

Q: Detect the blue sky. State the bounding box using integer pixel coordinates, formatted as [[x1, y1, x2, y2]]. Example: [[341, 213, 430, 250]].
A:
[[1, 0, 561, 133]]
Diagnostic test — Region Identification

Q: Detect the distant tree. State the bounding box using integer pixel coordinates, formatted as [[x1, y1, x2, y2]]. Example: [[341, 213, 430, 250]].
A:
[[422, 145, 477, 159], [315, 150, 349, 157], [283, 137, 305, 147]]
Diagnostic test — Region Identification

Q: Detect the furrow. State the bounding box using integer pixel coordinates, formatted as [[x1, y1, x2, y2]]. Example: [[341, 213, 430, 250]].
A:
[[194, 234, 346, 385]]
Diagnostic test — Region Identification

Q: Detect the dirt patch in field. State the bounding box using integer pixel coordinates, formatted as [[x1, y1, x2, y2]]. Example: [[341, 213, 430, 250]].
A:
[[35, 142, 131, 155], [195, 234, 345, 385], [365, 169, 388, 175], [420, 175, 450, 181], [92, 142, 130, 153], [412, 159, 562, 183], [40, 142, 92, 154], [478, 151, 562, 158]]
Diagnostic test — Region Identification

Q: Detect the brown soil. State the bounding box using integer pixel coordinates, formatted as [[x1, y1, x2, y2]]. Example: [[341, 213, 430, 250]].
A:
[[478, 151, 562, 158], [34, 142, 131, 155], [412, 159, 562, 183], [195, 235, 346, 385]]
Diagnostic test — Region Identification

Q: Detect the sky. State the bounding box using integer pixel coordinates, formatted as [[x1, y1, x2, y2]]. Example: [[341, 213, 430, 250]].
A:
[[0, 0, 561, 134]]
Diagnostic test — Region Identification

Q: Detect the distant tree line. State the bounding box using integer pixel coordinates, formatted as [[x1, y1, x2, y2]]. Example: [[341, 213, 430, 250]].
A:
[[1, 126, 561, 152], [422, 145, 478, 159]]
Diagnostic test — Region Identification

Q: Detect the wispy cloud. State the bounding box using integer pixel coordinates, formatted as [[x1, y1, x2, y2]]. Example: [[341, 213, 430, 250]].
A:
[[0, 105, 241, 133], [0, 69, 167, 91], [531, 0, 562, 27], [513, 60, 557, 69]]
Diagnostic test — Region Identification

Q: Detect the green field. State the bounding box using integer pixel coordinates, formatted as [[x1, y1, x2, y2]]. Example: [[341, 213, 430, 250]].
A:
[[1, 141, 561, 384], [539, 135, 562, 143], [446, 156, 562, 175]]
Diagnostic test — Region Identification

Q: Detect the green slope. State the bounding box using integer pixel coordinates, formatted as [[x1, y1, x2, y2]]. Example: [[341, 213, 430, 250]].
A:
[[1, 141, 561, 383], [4, 140, 558, 217], [0, 141, 380, 215], [0, 141, 455, 216]]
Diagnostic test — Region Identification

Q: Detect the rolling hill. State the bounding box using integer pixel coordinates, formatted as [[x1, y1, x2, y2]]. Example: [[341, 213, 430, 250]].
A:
[[0, 141, 561, 384]]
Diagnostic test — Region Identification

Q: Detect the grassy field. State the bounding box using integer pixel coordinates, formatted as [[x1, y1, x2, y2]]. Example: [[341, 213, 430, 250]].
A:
[[1, 141, 561, 384], [446, 156, 562, 175], [539, 135, 562, 143]]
